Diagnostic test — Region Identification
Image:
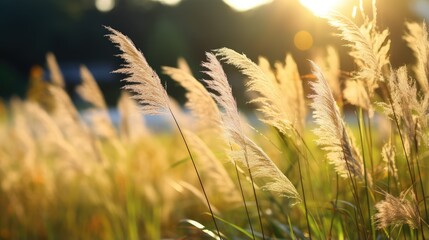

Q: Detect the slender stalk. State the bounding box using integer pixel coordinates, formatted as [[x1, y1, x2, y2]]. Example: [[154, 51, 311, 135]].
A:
[[293, 128, 326, 234], [269, 195, 290, 224], [229, 143, 256, 239], [169, 109, 221, 238], [364, 110, 375, 177], [386, 93, 425, 238], [274, 129, 314, 166], [352, 199, 362, 240], [387, 150, 391, 194], [387, 93, 416, 187], [415, 153, 428, 220], [413, 120, 428, 220], [242, 152, 266, 240], [329, 174, 339, 239], [297, 153, 312, 239], [284, 129, 325, 236], [357, 108, 374, 239], [340, 136, 366, 239], [293, 128, 316, 162], [302, 150, 326, 237], [279, 134, 311, 239], [401, 226, 407, 240]]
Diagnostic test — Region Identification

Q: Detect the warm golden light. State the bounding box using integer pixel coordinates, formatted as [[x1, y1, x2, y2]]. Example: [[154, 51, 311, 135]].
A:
[[155, 0, 182, 6], [223, 0, 273, 12], [352, 5, 358, 18], [299, 0, 341, 16], [95, 0, 115, 12], [294, 30, 313, 51]]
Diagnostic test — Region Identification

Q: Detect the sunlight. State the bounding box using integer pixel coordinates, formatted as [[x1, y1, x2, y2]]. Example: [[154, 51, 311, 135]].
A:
[[95, 0, 115, 12], [223, 0, 273, 12], [299, 0, 341, 16], [155, 0, 182, 6]]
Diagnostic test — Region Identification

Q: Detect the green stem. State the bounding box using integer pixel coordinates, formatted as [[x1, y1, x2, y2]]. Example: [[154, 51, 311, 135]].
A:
[[357, 108, 374, 239], [364, 110, 375, 178], [229, 143, 256, 240], [293, 129, 326, 237], [279, 134, 311, 239], [328, 174, 339, 239], [242, 151, 266, 240], [413, 120, 428, 221], [169, 109, 221, 239], [293, 128, 316, 162], [340, 128, 366, 239], [297, 154, 312, 239]]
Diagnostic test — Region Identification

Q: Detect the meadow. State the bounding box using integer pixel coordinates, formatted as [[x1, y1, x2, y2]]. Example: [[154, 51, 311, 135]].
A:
[[1, 2, 429, 239]]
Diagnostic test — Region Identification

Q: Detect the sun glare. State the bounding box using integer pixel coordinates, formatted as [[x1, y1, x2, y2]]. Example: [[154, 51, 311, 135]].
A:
[[299, 0, 341, 16], [223, 0, 273, 12], [155, 0, 182, 6], [95, 0, 115, 12]]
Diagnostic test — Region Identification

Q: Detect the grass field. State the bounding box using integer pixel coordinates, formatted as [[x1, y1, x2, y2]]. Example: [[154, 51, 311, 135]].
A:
[[1, 3, 429, 239]]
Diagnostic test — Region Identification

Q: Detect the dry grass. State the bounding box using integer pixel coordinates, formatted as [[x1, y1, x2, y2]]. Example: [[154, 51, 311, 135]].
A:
[[1, 3, 429, 239]]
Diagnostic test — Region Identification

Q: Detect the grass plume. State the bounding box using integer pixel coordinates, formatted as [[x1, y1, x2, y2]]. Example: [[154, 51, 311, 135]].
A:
[[309, 62, 367, 182]]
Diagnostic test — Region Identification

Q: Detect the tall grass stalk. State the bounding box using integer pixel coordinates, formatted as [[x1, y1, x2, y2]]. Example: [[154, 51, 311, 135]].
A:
[[201, 52, 267, 239], [364, 111, 375, 176], [386, 91, 425, 237], [343, 150, 366, 238], [413, 120, 429, 221], [169, 109, 222, 238], [356, 108, 375, 239], [278, 134, 311, 239], [296, 157, 311, 239], [163, 61, 255, 237], [106, 27, 221, 237], [292, 127, 327, 236], [328, 174, 340, 239], [228, 143, 256, 239], [242, 153, 266, 240]]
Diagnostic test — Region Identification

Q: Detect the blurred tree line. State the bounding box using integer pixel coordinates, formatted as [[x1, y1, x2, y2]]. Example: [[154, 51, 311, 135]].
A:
[[0, 0, 417, 106]]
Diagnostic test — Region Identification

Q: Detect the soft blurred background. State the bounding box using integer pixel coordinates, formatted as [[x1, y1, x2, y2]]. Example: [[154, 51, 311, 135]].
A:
[[0, 0, 428, 106]]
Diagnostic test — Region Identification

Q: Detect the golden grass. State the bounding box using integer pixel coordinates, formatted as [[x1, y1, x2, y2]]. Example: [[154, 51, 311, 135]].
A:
[[1, 3, 429, 239]]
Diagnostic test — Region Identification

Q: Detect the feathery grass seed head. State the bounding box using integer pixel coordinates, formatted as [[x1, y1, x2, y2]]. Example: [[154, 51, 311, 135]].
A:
[[374, 191, 420, 229], [106, 26, 169, 115]]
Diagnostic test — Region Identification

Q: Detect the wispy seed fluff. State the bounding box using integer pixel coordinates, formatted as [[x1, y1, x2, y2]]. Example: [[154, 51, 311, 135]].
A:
[[309, 62, 366, 182], [77, 65, 117, 139], [215, 48, 306, 135], [183, 130, 240, 203], [313, 46, 342, 103], [46, 52, 65, 88], [202, 52, 301, 203], [106, 27, 169, 115], [162, 63, 222, 134], [381, 140, 398, 181], [326, 11, 390, 96], [326, 11, 390, 118], [378, 66, 429, 149], [117, 92, 150, 142], [77, 65, 108, 110], [403, 21, 429, 93], [374, 191, 420, 229]]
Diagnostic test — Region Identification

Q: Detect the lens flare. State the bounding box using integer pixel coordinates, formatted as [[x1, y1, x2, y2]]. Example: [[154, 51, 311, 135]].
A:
[[294, 30, 313, 51], [223, 0, 273, 12], [95, 0, 115, 12], [156, 0, 181, 6], [300, 0, 341, 16]]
